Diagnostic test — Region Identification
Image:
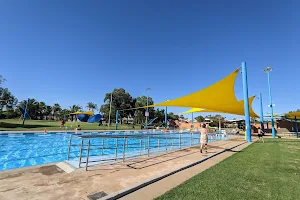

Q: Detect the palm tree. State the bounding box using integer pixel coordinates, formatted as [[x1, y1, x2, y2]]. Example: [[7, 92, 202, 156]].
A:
[[86, 102, 97, 112], [45, 106, 52, 120], [38, 102, 46, 120], [18, 98, 38, 119], [61, 109, 70, 120], [52, 103, 61, 120], [0, 75, 6, 86], [69, 104, 82, 113]]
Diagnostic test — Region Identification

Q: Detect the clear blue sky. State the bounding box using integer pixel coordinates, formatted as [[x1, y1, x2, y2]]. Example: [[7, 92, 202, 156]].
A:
[[1, 0, 299, 119]]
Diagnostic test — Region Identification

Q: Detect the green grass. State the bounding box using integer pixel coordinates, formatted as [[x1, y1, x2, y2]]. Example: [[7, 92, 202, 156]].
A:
[[156, 139, 300, 200], [0, 119, 140, 131]]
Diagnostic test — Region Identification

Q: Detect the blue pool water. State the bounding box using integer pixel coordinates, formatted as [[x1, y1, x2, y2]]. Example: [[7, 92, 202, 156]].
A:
[[0, 131, 227, 171]]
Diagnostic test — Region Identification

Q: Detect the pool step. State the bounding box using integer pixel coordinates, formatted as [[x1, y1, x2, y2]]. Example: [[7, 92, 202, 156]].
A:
[[56, 161, 76, 174]]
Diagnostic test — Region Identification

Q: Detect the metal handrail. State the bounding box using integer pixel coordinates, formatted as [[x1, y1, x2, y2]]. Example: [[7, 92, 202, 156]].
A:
[[66, 132, 227, 171]]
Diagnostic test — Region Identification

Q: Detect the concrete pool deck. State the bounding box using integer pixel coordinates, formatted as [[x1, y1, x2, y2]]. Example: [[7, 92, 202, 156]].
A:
[[0, 138, 251, 200]]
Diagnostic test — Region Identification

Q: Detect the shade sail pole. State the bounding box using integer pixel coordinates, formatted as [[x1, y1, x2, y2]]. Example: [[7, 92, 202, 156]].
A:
[[295, 116, 298, 138], [242, 62, 251, 142], [22, 98, 30, 125], [115, 110, 119, 130], [165, 106, 168, 129], [191, 112, 194, 128]]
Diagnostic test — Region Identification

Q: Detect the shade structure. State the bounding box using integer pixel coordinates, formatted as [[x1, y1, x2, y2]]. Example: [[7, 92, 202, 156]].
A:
[[88, 114, 102, 123], [285, 112, 300, 119], [70, 110, 94, 116], [153, 69, 240, 112], [77, 114, 90, 122], [182, 96, 259, 118], [150, 68, 258, 117]]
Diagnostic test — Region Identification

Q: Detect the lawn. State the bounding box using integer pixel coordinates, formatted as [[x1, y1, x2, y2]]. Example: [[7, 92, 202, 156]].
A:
[[0, 119, 140, 131], [155, 139, 300, 200]]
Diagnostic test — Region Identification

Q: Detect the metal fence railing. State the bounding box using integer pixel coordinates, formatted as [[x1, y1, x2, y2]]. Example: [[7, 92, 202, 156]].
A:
[[67, 132, 230, 171]]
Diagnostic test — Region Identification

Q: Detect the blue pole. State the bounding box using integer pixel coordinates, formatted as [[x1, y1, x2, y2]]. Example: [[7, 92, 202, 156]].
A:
[[146, 95, 149, 128], [165, 106, 168, 129], [115, 110, 119, 130], [267, 71, 276, 138], [242, 62, 251, 142], [191, 112, 194, 128], [22, 98, 30, 125], [259, 93, 265, 135], [295, 116, 298, 138]]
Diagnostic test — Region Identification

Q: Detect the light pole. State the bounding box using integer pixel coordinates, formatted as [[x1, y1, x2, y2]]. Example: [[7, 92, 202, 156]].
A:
[[257, 94, 265, 135], [108, 91, 113, 127], [264, 66, 276, 138], [145, 88, 151, 128]]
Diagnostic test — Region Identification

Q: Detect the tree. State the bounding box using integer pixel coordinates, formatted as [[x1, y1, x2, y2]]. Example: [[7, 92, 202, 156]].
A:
[[37, 102, 46, 120], [0, 76, 18, 119], [52, 103, 61, 120], [168, 112, 179, 120], [0, 75, 5, 86], [18, 99, 39, 120], [60, 109, 70, 120], [206, 114, 226, 127], [0, 88, 18, 118], [153, 108, 166, 124], [100, 88, 135, 124], [69, 105, 82, 112], [86, 102, 97, 112], [135, 95, 155, 124], [195, 115, 205, 122], [45, 106, 52, 120]]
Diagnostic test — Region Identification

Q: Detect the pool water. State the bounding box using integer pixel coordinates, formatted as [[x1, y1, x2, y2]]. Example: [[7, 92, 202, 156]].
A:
[[0, 131, 227, 171]]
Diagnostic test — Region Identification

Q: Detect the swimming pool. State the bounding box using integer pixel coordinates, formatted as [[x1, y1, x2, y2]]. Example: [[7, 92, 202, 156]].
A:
[[0, 131, 227, 171]]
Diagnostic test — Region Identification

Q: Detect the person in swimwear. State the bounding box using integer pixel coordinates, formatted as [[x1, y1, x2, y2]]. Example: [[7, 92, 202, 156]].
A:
[[200, 124, 208, 153]]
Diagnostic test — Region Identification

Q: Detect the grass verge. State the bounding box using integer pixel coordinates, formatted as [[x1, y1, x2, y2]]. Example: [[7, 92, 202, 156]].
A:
[[155, 138, 300, 200]]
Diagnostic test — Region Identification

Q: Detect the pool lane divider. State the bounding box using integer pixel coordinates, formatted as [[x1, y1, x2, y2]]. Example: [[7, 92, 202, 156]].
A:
[[99, 141, 248, 200]]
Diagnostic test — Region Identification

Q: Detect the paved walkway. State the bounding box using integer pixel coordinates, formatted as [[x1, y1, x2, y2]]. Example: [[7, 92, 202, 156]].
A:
[[0, 138, 250, 200], [118, 141, 251, 200]]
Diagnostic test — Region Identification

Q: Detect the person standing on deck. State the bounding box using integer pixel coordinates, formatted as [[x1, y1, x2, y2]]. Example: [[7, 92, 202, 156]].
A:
[[200, 124, 208, 153], [235, 127, 240, 138], [257, 127, 264, 143]]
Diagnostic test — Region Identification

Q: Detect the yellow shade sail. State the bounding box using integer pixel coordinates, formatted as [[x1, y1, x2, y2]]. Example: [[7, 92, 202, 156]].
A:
[[70, 110, 94, 116], [121, 68, 259, 118], [151, 68, 258, 117], [153, 69, 240, 112], [182, 96, 259, 118]]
